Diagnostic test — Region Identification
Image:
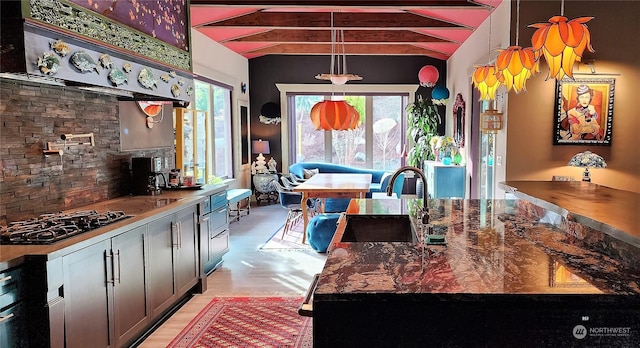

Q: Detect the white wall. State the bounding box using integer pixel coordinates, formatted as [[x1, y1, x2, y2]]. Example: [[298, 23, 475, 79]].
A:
[[190, 29, 251, 188], [447, 0, 511, 198]]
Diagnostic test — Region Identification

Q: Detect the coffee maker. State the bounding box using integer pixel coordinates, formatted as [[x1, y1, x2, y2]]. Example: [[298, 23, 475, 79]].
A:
[[131, 157, 166, 195]]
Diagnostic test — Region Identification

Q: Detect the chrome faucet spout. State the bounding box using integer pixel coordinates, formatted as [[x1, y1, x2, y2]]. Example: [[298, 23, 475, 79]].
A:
[[386, 166, 429, 222]]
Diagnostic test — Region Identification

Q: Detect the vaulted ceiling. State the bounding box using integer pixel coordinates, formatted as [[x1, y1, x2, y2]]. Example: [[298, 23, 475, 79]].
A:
[[190, 0, 497, 60]]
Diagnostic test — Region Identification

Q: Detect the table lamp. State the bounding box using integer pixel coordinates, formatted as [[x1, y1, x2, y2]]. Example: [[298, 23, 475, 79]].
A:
[[568, 150, 607, 182], [252, 139, 270, 173]]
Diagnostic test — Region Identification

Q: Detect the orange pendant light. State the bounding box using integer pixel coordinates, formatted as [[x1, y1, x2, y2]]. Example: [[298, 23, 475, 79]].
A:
[[529, 15, 594, 80], [495, 46, 539, 93], [494, 0, 538, 94], [472, 65, 501, 101], [310, 100, 360, 131]]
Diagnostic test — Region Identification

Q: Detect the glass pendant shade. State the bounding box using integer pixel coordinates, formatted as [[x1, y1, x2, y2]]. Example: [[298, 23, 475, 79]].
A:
[[310, 100, 360, 131], [495, 46, 539, 93], [418, 65, 439, 87], [529, 16, 595, 80], [431, 85, 450, 105], [472, 65, 500, 101]]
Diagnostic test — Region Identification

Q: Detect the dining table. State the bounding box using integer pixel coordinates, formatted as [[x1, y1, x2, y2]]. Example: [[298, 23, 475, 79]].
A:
[[293, 173, 372, 243]]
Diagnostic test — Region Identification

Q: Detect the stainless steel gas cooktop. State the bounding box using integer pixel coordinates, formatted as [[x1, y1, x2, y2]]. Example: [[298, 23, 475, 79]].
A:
[[0, 210, 129, 245]]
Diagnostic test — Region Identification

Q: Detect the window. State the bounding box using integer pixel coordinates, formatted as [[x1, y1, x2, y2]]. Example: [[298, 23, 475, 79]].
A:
[[191, 80, 233, 181], [288, 94, 407, 171]]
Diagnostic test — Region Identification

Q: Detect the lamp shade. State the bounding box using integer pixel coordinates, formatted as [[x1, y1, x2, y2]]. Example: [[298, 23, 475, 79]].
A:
[[529, 16, 595, 80], [495, 46, 539, 93], [472, 65, 501, 101], [310, 100, 360, 131], [431, 85, 450, 105], [251, 140, 270, 154], [568, 150, 606, 182], [418, 65, 439, 87], [568, 151, 606, 168]]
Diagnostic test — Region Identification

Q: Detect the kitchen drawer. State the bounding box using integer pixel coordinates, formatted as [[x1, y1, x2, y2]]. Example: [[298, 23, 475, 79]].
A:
[[210, 191, 227, 209], [210, 205, 228, 232], [0, 267, 22, 302], [0, 299, 27, 348], [0, 267, 22, 295], [200, 196, 212, 215], [210, 229, 229, 261]]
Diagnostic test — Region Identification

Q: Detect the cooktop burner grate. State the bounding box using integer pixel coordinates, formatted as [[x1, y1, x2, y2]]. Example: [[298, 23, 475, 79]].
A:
[[0, 210, 130, 245]]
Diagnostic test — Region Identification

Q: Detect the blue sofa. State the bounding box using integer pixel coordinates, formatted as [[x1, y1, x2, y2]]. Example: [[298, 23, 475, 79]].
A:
[[289, 162, 392, 212]]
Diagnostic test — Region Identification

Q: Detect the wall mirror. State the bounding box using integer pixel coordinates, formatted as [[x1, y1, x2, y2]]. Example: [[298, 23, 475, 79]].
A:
[[453, 93, 465, 147], [239, 101, 249, 164]]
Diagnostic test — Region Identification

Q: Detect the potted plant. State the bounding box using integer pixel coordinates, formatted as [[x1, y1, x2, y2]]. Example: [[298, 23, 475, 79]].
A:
[[406, 94, 441, 167]]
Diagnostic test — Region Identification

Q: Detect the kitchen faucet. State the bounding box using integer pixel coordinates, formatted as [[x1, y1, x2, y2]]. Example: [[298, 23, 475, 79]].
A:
[[386, 166, 430, 224]]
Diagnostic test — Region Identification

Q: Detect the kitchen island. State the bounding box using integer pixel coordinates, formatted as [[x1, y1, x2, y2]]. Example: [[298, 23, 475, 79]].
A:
[[313, 194, 639, 347]]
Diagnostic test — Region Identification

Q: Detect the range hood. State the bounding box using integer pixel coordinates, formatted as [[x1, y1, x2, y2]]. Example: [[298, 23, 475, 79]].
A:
[[0, 0, 193, 102]]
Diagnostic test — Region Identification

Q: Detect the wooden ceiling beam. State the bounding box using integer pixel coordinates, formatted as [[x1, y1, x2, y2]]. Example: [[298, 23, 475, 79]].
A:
[[240, 43, 445, 55], [190, 0, 486, 8], [226, 29, 450, 43], [198, 12, 461, 29]]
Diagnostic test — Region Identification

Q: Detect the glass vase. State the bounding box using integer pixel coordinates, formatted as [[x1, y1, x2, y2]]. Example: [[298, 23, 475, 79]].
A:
[[453, 152, 463, 165]]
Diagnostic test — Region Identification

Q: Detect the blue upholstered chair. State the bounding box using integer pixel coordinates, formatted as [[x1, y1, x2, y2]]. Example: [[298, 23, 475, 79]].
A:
[[306, 213, 341, 253], [387, 172, 405, 198]]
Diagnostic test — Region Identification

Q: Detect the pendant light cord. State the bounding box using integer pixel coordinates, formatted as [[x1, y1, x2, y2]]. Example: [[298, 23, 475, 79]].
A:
[[488, 0, 492, 64], [515, 0, 520, 46]]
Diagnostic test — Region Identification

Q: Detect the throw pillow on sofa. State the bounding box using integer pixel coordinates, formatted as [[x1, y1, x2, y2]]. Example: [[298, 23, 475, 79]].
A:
[[303, 168, 319, 179]]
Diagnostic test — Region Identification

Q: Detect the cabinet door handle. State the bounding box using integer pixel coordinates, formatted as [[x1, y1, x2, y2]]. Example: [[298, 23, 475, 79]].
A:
[[114, 250, 121, 284], [0, 313, 15, 324], [200, 216, 210, 223], [0, 275, 12, 284], [105, 251, 114, 284], [171, 222, 179, 248], [178, 222, 183, 249]]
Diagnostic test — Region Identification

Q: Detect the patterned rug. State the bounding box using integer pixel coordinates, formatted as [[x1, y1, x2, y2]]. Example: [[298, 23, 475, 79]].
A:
[[259, 220, 313, 252], [167, 297, 312, 348]]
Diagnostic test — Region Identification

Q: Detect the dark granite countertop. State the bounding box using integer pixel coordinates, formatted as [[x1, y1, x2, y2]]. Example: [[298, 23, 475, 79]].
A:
[[0, 183, 228, 269], [316, 198, 640, 299], [499, 181, 640, 248]]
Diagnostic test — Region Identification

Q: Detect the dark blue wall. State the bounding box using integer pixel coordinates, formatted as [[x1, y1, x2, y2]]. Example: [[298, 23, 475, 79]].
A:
[[248, 55, 447, 170]]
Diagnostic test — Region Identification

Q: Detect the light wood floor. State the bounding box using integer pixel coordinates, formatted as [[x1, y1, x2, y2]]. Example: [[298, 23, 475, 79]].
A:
[[138, 203, 327, 347]]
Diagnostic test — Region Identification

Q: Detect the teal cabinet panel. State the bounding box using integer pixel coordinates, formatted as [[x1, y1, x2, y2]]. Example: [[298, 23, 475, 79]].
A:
[[424, 161, 466, 198]]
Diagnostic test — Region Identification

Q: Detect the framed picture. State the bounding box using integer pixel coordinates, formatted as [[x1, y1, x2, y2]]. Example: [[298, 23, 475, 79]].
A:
[[553, 77, 615, 145]]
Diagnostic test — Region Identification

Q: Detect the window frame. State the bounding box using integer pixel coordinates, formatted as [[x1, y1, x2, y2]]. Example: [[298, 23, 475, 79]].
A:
[[276, 84, 418, 172], [191, 78, 234, 180]]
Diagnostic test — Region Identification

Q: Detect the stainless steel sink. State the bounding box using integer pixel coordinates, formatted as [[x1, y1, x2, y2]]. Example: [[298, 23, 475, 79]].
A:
[[340, 215, 417, 242]]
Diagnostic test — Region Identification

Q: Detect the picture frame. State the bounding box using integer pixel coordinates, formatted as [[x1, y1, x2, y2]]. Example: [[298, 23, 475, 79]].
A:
[[553, 77, 615, 145]]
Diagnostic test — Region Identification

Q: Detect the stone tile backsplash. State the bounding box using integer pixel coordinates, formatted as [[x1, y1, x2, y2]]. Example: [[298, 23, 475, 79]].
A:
[[0, 80, 173, 224]]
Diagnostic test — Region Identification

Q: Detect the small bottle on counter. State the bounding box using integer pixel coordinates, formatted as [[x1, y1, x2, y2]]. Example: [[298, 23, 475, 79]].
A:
[[169, 169, 181, 187]]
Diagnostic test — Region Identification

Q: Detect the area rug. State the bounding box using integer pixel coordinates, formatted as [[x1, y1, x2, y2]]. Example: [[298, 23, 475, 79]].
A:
[[167, 297, 312, 348], [259, 220, 313, 252]]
